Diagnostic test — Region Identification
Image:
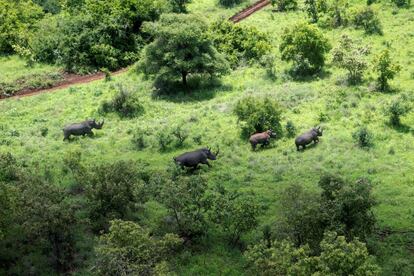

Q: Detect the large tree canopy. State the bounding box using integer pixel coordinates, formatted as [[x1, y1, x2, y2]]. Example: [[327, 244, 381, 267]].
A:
[[137, 13, 230, 89]]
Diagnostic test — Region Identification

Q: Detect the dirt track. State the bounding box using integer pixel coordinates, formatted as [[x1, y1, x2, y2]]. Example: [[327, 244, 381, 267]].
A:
[[1, 1, 270, 101]]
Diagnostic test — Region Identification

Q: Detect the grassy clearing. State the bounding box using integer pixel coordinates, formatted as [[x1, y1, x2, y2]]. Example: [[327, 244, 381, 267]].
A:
[[0, 55, 63, 97], [1, 0, 414, 274]]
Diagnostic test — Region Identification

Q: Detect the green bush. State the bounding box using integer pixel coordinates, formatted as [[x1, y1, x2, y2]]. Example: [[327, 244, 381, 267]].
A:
[[219, 0, 243, 7], [392, 0, 411, 8], [385, 97, 412, 126], [353, 127, 374, 148], [171, 125, 189, 147], [280, 23, 331, 75], [84, 161, 149, 231], [271, 0, 298, 11], [30, 0, 169, 73], [304, 0, 328, 22], [95, 220, 181, 275], [373, 49, 401, 91], [285, 120, 297, 138], [350, 6, 382, 35], [208, 20, 271, 67], [317, 0, 349, 28], [0, 0, 43, 54], [234, 96, 283, 138], [100, 85, 144, 118], [0, 152, 20, 182], [131, 127, 148, 150], [331, 34, 371, 84]]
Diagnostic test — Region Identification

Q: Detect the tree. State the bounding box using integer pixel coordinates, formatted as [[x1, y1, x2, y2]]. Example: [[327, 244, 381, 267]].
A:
[[332, 34, 370, 84], [158, 175, 211, 238], [234, 96, 283, 138], [280, 23, 331, 75], [373, 49, 401, 91], [208, 19, 271, 67], [219, 0, 243, 7], [137, 14, 229, 89], [209, 186, 261, 245], [95, 220, 181, 276], [170, 0, 191, 12], [84, 161, 149, 231], [0, 0, 43, 54]]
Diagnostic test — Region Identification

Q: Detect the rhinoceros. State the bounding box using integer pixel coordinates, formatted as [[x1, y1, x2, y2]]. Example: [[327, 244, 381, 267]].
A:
[[63, 119, 104, 141], [295, 126, 323, 151], [174, 147, 219, 169], [249, 130, 276, 151]]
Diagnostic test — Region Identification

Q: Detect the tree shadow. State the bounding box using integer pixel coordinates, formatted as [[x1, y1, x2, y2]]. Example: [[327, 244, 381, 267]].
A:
[[151, 77, 232, 103], [284, 68, 332, 83], [389, 123, 412, 134]]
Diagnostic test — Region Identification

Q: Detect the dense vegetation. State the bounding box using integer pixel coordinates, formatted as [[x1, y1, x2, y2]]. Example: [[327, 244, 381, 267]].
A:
[[1, 0, 414, 274]]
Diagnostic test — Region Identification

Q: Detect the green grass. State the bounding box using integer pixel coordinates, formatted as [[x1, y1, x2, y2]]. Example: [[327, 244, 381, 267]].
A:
[[1, 0, 414, 274], [0, 55, 63, 97]]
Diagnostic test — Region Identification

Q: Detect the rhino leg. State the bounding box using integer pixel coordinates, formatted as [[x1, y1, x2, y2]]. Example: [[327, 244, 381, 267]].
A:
[[201, 160, 211, 167], [251, 143, 257, 151]]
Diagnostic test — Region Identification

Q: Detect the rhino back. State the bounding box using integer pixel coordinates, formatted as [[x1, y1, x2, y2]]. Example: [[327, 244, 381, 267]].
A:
[[295, 132, 314, 144]]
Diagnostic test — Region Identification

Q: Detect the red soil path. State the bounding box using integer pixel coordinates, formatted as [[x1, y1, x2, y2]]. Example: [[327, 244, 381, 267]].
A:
[[229, 0, 271, 23], [1, 0, 270, 101]]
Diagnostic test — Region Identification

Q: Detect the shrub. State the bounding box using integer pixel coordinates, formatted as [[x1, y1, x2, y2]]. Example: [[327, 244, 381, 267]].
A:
[[385, 97, 412, 126], [219, 0, 243, 7], [156, 131, 174, 151], [285, 120, 297, 137], [350, 6, 382, 35], [0, 152, 20, 182], [158, 175, 210, 238], [0, 0, 43, 54], [244, 232, 381, 275], [100, 85, 144, 118], [392, 0, 411, 8], [373, 49, 401, 91], [171, 125, 189, 147], [131, 128, 148, 150], [280, 23, 331, 75], [209, 186, 261, 245], [30, 0, 169, 73], [317, 0, 349, 28], [170, 0, 192, 12], [84, 161, 148, 231], [353, 127, 373, 148], [234, 96, 283, 137], [208, 20, 271, 67], [95, 220, 181, 276], [332, 34, 371, 84], [137, 14, 229, 89], [271, 0, 298, 11]]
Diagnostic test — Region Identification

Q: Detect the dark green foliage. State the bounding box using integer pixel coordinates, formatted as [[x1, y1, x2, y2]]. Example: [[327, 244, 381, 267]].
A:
[[131, 127, 148, 150], [0, 0, 43, 54], [304, 0, 327, 22], [156, 131, 174, 151], [234, 96, 283, 137], [0, 178, 81, 275], [350, 6, 382, 35], [392, 0, 411, 8], [0, 152, 20, 182], [209, 186, 261, 245], [209, 20, 271, 67], [95, 220, 181, 275], [285, 120, 296, 137], [317, 0, 349, 28], [84, 161, 149, 231], [245, 232, 381, 275], [30, 0, 168, 73], [353, 127, 373, 148], [33, 0, 61, 13], [373, 49, 401, 91], [170, 0, 192, 12], [319, 175, 376, 241], [158, 175, 210, 238], [219, 0, 243, 7], [385, 97, 412, 126], [273, 184, 324, 251], [271, 0, 298, 11], [280, 23, 331, 75], [138, 14, 229, 89], [100, 85, 144, 118], [171, 125, 189, 147]]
